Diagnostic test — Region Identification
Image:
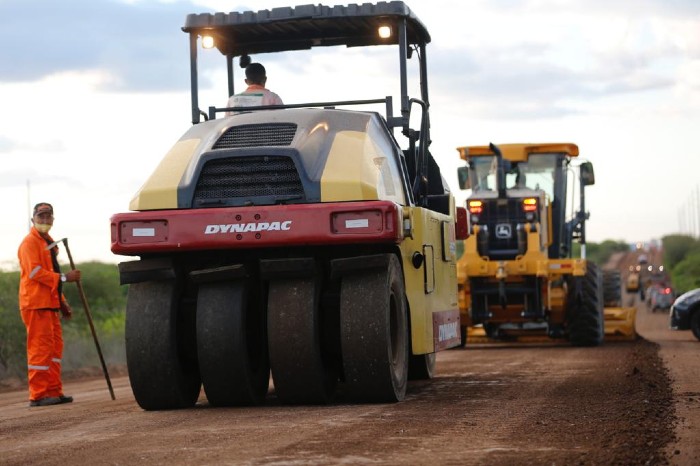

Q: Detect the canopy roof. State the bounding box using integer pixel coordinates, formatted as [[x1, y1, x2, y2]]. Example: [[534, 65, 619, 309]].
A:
[[182, 1, 430, 56]]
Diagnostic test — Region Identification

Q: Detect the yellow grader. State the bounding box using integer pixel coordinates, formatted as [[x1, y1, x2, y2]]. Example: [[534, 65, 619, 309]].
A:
[[456, 143, 636, 345], [110, 2, 465, 410]]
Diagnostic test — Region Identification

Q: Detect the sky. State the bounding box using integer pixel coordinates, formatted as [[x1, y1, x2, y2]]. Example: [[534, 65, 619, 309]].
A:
[[1, 0, 699, 269]]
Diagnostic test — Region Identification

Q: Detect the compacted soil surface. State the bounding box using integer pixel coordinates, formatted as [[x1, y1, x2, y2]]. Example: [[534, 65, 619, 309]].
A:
[[1, 292, 696, 465]]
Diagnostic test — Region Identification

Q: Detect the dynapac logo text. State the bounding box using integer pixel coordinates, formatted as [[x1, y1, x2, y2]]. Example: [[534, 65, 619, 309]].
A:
[[438, 322, 459, 342], [204, 221, 292, 234]]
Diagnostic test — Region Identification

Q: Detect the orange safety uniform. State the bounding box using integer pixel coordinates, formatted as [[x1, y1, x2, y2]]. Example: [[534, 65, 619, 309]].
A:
[[17, 227, 67, 401]]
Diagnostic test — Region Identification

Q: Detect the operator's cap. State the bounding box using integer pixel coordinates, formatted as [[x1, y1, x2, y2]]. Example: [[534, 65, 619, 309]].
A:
[[33, 202, 53, 216]]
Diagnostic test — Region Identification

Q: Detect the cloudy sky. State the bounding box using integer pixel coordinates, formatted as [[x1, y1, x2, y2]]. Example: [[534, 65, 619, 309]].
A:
[[1, 0, 699, 268]]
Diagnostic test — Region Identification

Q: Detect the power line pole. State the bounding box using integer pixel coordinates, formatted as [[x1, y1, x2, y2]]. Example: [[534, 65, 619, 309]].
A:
[[696, 184, 700, 238], [26, 179, 31, 232]]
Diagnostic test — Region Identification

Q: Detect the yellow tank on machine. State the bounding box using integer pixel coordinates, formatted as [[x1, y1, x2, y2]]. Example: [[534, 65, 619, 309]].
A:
[[455, 143, 636, 345]]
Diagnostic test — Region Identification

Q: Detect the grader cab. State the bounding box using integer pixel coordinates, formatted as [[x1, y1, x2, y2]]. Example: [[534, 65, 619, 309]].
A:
[[456, 143, 636, 345]]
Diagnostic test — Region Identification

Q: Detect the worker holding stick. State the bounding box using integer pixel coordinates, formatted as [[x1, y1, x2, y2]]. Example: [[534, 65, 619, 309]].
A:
[[17, 202, 81, 407]]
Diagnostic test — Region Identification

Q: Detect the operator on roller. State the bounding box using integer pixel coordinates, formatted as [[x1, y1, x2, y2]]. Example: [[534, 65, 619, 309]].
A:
[[226, 62, 283, 114]]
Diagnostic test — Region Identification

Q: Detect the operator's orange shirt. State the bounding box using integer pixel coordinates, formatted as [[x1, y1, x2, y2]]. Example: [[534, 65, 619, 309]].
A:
[[17, 228, 63, 310]]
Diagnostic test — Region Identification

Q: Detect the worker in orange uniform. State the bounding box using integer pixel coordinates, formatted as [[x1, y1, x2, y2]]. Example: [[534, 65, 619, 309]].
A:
[[17, 202, 81, 407]]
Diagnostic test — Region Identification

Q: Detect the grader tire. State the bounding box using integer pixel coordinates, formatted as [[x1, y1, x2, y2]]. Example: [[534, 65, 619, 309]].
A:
[[602, 270, 622, 307], [567, 262, 604, 347], [340, 254, 409, 402], [268, 277, 337, 404], [126, 280, 201, 410], [408, 352, 436, 380], [197, 281, 269, 407]]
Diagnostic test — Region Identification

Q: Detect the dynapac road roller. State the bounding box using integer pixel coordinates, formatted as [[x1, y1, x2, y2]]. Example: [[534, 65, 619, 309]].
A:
[[455, 143, 636, 345], [111, 2, 466, 410]]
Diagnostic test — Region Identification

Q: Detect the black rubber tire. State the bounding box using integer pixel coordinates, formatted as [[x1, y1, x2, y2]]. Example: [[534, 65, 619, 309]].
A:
[[268, 277, 337, 404], [197, 280, 269, 406], [459, 325, 467, 348], [340, 254, 409, 402], [408, 352, 436, 380], [566, 262, 604, 347], [125, 280, 201, 410], [602, 270, 622, 307], [691, 311, 700, 341]]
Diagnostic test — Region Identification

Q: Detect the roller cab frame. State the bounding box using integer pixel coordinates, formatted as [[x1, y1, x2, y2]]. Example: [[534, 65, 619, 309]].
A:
[[111, 2, 465, 409]]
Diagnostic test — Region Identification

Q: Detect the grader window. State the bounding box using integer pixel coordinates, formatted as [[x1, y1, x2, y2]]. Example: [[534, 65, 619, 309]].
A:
[[470, 156, 498, 191], [520, 154, 557, 200]]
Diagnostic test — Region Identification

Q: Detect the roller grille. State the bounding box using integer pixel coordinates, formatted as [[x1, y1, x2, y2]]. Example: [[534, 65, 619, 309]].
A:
[[213, 123, 297, 149], [194, 156, 304, 201]]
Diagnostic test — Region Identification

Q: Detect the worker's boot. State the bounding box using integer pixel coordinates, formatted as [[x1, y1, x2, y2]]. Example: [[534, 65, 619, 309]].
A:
[[29, 397, 61, 407]]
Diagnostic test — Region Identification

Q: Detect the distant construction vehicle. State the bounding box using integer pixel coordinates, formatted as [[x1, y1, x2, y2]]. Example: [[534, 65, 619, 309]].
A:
[[110, 2, 465, 410], [455, 143, 635, 345]]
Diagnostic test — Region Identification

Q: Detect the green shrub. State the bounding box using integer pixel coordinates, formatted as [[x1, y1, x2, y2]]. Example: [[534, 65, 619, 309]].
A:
[[0, 262, 126, 382]]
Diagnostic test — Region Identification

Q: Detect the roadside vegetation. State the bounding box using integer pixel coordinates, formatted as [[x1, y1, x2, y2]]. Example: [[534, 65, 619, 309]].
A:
[[2, 236, 699, 383], [0, 262, 126, 383], [662, 234, 700, 293]]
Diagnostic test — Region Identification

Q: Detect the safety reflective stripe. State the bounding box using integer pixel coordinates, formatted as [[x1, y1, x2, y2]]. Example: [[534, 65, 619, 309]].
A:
[[52, 358, 61, 364], [29, 265, 42, 279], [28, 364, 50, 371]]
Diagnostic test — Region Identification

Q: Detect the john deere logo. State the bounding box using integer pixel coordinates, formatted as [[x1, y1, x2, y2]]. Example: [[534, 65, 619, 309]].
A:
[[496, 223, 512, 239]]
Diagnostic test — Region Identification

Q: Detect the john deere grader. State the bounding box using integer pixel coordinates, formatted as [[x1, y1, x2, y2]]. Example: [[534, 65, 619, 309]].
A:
[[110, 2, 466, 410], [455, 143, 635, 345]]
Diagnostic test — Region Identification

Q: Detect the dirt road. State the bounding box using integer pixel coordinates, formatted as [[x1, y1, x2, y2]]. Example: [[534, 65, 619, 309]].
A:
[[1, 296, 697, 465]]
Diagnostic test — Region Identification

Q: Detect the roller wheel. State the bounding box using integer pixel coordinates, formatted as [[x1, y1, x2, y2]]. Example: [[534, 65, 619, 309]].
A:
[[197, 280, 269, 406], [125, 280, 201, 410], [566, 262, 604, 347], [268, 277, 337, 404], [340, 254, 409, 402], [408, 352, 436, 380]]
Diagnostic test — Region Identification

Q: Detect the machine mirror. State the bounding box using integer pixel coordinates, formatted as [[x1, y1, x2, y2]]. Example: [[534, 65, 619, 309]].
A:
[[457, 166, 471, 190], [580, 162, 595, 186]]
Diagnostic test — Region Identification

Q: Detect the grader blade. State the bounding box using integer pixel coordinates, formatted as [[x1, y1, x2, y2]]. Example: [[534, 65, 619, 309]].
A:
[[603, 307, 638, 341]]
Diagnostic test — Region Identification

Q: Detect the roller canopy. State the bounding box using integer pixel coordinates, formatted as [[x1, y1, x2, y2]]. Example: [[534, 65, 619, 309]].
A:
[[182, 1, 431, 56]]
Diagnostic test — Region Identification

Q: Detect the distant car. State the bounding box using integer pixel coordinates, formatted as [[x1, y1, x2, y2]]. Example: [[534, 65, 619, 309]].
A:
[[669, 288, 700, 341], [649, 286, 674, 312]]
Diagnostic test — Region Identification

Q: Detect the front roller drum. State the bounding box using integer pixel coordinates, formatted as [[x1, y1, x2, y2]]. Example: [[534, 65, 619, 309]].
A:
[[197, 280, 269, 406], [340, 254, 409, 402], [125, 280, 201, 410], [268, 277, 337, 404]]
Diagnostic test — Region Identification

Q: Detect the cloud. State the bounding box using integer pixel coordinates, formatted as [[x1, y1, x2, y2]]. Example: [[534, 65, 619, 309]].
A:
[[424, 2, 687, 120], [0, 0, 196, 91], [0, 135, 16, 152]]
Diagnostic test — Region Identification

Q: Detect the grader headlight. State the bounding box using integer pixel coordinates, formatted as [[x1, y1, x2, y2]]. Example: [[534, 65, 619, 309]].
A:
[[468, 200, 483, 224], [522, 197, 538, 222]]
